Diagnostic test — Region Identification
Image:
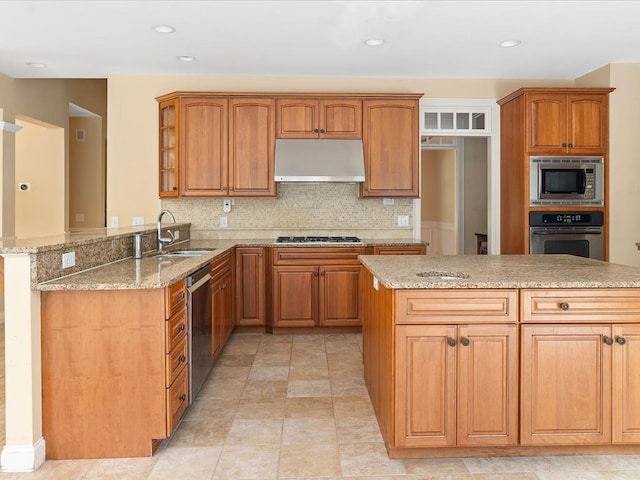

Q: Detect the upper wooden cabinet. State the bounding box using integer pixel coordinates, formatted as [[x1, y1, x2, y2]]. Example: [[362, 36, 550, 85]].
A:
[[158, 98, 179, 197], [361, 98, 420, 198], [276, 98, 362, 139], [498, 88, 615, 156]]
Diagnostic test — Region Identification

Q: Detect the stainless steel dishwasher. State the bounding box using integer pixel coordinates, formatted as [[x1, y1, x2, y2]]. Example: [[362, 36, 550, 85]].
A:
[[187, 264, 212, 401]]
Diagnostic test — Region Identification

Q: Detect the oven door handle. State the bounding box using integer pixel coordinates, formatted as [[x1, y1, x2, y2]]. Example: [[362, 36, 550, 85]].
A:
[[531, 230, 602, 236], [188, 273, 212, 293]]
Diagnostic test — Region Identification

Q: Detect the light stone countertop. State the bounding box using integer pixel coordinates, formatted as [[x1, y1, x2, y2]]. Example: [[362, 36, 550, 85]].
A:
[[359, 254, 640, 289]]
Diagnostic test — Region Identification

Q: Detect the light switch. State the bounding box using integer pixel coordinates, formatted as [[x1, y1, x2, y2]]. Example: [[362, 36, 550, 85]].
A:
[[398, 215, 410, 227]]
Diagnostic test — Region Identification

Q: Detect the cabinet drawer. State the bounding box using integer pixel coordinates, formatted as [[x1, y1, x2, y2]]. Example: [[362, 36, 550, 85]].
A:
[[165, 308, 187, 352], [166, 366, 189, 435], [211, 252, 232, 281], [166, 335, 188, 386], [396, 289, 517, 324], [522, 289, 640, 323], [166, 279, 187, 318], [372, 245, 426, 255], [273, 247, 365, 265]]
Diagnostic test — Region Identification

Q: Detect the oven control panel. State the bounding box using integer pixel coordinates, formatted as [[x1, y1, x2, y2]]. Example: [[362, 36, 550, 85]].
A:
[[529, 211, 604, 227]]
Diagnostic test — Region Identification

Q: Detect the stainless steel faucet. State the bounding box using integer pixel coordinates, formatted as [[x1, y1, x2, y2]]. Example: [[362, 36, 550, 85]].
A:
[[157, 209, 176, 253]]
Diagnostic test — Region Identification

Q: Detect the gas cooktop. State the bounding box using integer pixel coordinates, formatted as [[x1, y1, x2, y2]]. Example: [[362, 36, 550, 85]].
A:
[[275, 236, 362, 244]]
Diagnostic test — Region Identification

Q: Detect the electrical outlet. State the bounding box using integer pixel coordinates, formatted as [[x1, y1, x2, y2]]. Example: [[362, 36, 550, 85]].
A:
[[223, 199, 232, 213], [110, 216, 119, 228], [174, 230, 180, 240], [132, 216, 144, 226], [62, 252, 76, 269], [75, 213, 85, 222], [398, 215, 410, 227], [220, 216, 228, 228], [383, 198, 395, 205]]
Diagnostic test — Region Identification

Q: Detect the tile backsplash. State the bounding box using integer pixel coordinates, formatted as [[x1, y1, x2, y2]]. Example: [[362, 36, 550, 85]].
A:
[[163, 183, 415, 239]]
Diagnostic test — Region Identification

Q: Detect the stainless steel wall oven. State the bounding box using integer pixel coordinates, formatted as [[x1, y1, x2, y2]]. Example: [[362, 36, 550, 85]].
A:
[[529, 211, 604, 260]]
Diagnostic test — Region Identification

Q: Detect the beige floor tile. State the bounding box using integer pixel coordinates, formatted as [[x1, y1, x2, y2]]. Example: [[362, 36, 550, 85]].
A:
[[288, 364, 329, 380], [213, 444, 279, 479], [338, 442, 407, 476], [335, 415, 384, 444], [403, 457, 470, 475], [332, 395, 375, 417], [81, 456, 157, 480], [330, 376, 369, 397], [16, 459, 95, 480], [252, 353, 292, 367], [209, 365, 251, 381], [291, 334, 326, 346], [147, 446, 221, 480], [256, 342, 292, 355], [248, 365, 290, 381], [578, 454, 640, 471], [242, 379, 288, 398], [184, 396, 238, 421], [463, 456, 591, 474], [226, 418, 283, 445], [215, 353, 256, 367], [278, 443, 341, 478], [285, 396, 334, 417], [287, 378, 332, 397], [236, 397, 286, 419], [169, 417, 233, 447], [289, 352, 327, 367], [282, 417, 338, 445], [471, 474, 539, 479], [199, 378, 247, 399], [598, 472, 640, 479], [220, 339, 261, 355], [534, 472, 605, 479]]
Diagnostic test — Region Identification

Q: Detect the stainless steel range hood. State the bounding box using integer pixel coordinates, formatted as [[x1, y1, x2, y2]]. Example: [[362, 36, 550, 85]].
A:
[[274, 139, 365, 182]]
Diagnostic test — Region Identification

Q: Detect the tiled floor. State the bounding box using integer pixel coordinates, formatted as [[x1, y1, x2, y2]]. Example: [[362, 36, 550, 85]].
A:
[[1, 330, 640, 479]]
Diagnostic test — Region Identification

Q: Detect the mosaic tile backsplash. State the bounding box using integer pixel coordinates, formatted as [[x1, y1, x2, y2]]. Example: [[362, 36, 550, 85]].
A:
[[163, 183, 415, 239]]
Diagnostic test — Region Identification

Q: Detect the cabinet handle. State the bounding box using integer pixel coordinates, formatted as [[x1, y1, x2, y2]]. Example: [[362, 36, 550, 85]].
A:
[[447, 337, 457, 347], [603, 336, 614, 345], [320, 271, 325, 276], [320, 129, 325, 133], [179, 393, 186, 402], [178, 291, 185, 300], [313, 128, 319, 133], [559, 302, 570, 310], [313, 272, 319, 277], [562, 142, 567, 148], [172, 187, 177, 191], [568, 143, 573, 148], [460, 337, 470, 347], [178, 323, 186, 331], [221, 283, 226, 290], [616, 336, 627, 345], [178, 355, 186, 363]]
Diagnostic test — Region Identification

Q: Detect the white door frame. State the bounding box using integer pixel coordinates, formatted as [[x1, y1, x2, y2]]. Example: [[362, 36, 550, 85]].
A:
[[415, 98, 500, 254]]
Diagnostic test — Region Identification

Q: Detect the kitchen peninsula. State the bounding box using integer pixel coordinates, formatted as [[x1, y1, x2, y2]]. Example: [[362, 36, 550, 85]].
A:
[[359, 254, 640, 458]]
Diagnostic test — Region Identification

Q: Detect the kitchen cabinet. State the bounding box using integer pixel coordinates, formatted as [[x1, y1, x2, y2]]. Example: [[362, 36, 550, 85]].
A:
[[156, 93, 275, 198], [270, 247, 365, 329], [361, 98, 420, 197], [371, 245, 426, 255], [158, 97, 179, 197], [40, 278, 189, 459], [235, 247, 266, 326], [497, 87, 614, 256], [520, 289, 640, 446], [211, 251, 234, 360], [396, 323, 518, 447], [276, 98, 362, 139]]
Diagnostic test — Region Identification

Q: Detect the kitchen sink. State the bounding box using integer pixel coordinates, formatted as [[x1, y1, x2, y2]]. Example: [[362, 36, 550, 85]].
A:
[[417, 271, 469, 281], [157, 249, 214, 257]]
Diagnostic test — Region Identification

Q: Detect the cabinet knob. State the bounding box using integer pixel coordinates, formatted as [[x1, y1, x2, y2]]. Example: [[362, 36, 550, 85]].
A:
[[603, 336, 614, 345], [179, 393, 187, 402], [568, 143, 573, 148], [447, 337, 457, 347], [320, 271, 325, 276], [172, 187, 177, 191], [562, 142, 567, 148], [320, 129, 325, 133], [559, 302, 570, 310], [313, 272, 319, 277], [616, 336, 627, 345], [313, 128, 319, 133], [178, 323, 186, 331], [179, 355, 186, 363], [460, 337, 470, 347], [221, 283, 226, 290]]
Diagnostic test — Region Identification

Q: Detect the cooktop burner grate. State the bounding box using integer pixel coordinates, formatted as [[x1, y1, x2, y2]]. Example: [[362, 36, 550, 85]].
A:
[[275, 236, 362, 244]]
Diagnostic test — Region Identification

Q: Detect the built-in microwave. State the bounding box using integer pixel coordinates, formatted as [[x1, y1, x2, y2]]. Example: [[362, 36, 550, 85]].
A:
[[529, 156, 604, 206]]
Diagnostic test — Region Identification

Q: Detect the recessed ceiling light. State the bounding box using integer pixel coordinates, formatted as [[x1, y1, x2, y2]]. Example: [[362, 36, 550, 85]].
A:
[[177, 56, 196, 62], [364, 38, 386, 47], [153, 24, 175, 33], [499, 40, 521, 48], [26, 62, 47, 68]]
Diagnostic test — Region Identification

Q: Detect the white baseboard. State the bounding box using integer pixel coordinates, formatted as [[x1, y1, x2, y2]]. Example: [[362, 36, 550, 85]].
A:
[[1, 437, 46, 472]]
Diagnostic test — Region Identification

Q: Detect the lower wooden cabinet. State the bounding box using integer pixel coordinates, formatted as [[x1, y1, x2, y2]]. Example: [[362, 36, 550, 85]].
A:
[[212, 251, 234, 359], [235, 247, 265, 326], [395, 324, 518, 447], [521, 323, 640, 446], [372, 245, 426, 255]]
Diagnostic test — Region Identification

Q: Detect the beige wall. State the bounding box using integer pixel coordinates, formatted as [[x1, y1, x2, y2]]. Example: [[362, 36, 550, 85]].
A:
[[15, 118, 65, 238], [69, 116, 104, 228], [463, 137, 488, 254], [421, 149, 455, 224]]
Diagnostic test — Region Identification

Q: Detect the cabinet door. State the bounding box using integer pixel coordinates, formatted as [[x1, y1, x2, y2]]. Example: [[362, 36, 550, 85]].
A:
[[229, 98, 276, 196], [457, 324, 518, 446], [235, 247, 265, 326], [318, 264, 362, 327], [395, 325, 457, 447], [362, 99, 419, 197], [159, 98, 179, 197], [567, 94, 609, 155], [613, 323, 640, 444], [272, 266, 317, 327], [181, 97, 228, 196], [525, 94, 567, 154], [276, 99, 318, 138], [372, 246, 426, 255], [521, 324, 612, 445], [211, 269, 233, 358], [319, 99, 362, 139]]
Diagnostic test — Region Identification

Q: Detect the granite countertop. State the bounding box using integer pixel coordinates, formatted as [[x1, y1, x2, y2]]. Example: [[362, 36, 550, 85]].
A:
[[359, 254, 640, 289]]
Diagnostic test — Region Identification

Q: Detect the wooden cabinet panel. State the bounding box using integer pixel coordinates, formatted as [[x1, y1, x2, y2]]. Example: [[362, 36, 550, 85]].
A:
[[166, 278, 186, 317], [158, 98, 179, 197], [165, 335, 188, 385], [166, 366, 189, 435], [229, 98, 276, 196], [211, 254, 234, 358], [457, 324, 518, 446], [568, 94, 609, 154], [613, 324, 640, 444], [273, 247, 364, 265], [372, 245, 426, 255], [235, 247, 266, 326], [165, 307, 187, 352], [272, 265, 317, 327], [361, 98, 419, 197], [276, 98, 362, 139], [526, 94, 566, 153], [181, 97, 228, 196], [319, 264, 362, 327], [521, 324, 612, 445]]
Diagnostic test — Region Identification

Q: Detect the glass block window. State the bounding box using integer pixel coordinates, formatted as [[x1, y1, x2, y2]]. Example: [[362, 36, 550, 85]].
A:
[[421, 108, 490, 135]]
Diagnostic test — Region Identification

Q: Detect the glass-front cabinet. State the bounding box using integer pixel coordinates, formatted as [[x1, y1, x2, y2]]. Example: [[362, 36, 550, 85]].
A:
[[159, 98, 179, 197]]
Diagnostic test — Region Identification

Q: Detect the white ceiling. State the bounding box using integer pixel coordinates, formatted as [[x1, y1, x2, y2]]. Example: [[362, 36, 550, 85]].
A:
[[2, 0, 640, 80]]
